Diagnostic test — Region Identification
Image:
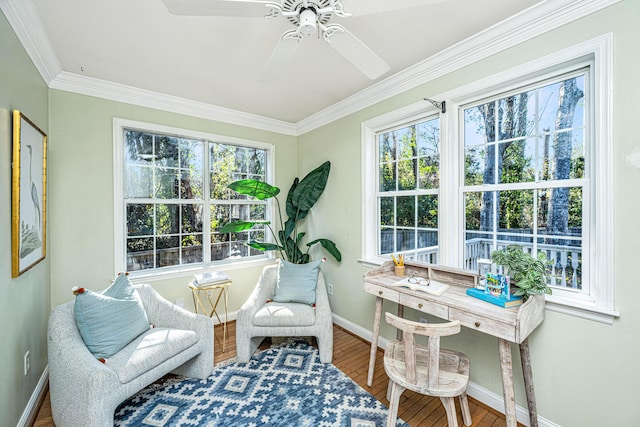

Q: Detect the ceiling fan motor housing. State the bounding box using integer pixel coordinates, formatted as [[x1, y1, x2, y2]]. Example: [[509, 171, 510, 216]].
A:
[[283, 0, 332, 29]]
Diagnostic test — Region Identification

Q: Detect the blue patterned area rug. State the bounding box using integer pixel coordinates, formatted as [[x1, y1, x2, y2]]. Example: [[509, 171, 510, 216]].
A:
[[114, 339, 407, 426]]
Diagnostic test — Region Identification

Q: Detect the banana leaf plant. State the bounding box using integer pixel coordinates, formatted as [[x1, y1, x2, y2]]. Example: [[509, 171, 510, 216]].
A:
[[218, 161, 341, 264]]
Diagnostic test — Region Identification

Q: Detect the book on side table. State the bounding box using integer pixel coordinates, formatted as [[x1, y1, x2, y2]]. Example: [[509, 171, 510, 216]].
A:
[[193, 271, 230, 287], [466, 287, 523, 308]]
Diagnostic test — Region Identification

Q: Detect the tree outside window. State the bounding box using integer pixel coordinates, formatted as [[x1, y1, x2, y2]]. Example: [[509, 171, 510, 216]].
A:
[[124, 130, 269, 272], [463, 73, 586, 290], [377, 117, 440, 263]]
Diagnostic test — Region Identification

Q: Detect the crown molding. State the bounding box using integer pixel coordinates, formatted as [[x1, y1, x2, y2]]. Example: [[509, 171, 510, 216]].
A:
[[295, 0, 621, 135], [49, 72, 298, 136], [0, 0, 297, 136], [2, 0, 620, 137], [0, 0, 61, 83]]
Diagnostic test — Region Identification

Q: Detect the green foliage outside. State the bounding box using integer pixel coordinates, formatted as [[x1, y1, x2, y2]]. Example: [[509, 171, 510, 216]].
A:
[[378, 119, 439, 245], [464, 77, 585, 236]]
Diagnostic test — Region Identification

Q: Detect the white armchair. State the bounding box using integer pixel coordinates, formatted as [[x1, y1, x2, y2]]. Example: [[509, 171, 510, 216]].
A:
[[236, 263, 333, 363], [47, 284, 214, 427]]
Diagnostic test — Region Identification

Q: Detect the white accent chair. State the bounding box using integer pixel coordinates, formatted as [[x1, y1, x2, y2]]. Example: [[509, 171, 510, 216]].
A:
[[384, 313, 471, 427], [47, 284, 214, 427], [236, 263, 333, 363]]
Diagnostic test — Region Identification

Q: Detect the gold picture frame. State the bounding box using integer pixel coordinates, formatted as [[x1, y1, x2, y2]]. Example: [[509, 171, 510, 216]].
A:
[[11, 110, 47, 277]]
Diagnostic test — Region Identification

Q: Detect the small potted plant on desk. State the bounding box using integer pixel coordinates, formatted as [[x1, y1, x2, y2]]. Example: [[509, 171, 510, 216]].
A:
[[490, 245, 553, 301]]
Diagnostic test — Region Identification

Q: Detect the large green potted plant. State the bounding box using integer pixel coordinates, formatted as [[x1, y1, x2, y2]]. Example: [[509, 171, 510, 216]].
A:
[[490, 245, 553, 300], [219, 161, 341, 264]]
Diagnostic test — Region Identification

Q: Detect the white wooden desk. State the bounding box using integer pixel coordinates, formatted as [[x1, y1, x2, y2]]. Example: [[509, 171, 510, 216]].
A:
[[364, 261, 544, 427]]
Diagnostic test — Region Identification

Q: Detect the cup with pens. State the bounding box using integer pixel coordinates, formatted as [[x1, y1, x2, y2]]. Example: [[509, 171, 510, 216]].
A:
[[392, 253, 405, 276]]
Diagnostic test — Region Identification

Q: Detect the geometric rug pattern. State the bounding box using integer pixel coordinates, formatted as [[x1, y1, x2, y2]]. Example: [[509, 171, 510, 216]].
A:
[[114, 339, 408, 426]]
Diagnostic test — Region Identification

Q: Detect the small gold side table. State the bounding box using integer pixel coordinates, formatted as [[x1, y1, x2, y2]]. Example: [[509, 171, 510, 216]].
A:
[[189, 280, 232, 352]]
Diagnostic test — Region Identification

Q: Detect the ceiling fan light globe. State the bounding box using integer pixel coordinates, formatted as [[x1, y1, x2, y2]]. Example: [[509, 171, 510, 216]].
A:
[[299, 8, 317, 36]]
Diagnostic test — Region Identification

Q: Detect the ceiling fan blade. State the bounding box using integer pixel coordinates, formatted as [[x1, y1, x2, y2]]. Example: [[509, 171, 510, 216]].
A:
[[162, 0, 274, 17], [340, 0, 447, 16], [260, 32, 302, 82], [324, 25, 390, 79]]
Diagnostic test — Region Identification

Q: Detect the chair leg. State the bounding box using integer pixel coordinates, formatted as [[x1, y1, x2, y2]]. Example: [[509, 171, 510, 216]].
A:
[[459, 392, 472, 426], [439, 396, 459, 427], [236, 335, 264, 363], [386, 381, 405, 427], [317, 336, 333, 363]]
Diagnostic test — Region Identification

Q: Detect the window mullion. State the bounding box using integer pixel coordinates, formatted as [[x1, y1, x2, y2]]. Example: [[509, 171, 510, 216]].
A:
[[439, 103, 459, 267], [202, 141, 211, 265]]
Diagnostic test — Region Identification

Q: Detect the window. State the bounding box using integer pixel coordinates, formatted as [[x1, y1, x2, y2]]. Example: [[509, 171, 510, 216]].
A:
[[114, 119, 274, 274], [377, 117, 440, 263], [462, 72, 587, 293], [363, 36, 616, 322]]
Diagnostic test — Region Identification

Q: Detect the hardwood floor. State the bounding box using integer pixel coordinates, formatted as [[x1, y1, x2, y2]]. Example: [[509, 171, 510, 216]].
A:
[[34, 321, 520, 426]]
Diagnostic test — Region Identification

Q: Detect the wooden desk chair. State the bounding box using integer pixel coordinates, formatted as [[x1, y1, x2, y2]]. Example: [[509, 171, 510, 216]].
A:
[[384, 313, 472, 427]]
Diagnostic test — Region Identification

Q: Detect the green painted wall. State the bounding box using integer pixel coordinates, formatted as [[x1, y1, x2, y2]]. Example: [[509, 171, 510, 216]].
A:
[[48, 90, 298, 313], [0, 10, 50, 427], [3, 1, 639, 426], [299, 2, 639, 426]]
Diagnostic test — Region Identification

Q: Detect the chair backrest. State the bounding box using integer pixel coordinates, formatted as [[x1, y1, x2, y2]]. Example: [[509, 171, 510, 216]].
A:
[[255, 263, 328, 300], [385, 312, 461, 389]]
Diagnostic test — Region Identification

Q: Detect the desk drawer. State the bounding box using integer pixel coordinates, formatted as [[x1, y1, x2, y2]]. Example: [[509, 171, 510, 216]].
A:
[[449, 308, 516, 342], [363, 282, 400, 303], [399, 293, 448, 319]]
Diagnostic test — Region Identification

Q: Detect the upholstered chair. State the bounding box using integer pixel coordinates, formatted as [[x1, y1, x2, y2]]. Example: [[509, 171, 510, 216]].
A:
[[236, 262, 333, 363], [48, 284, 214, 427]]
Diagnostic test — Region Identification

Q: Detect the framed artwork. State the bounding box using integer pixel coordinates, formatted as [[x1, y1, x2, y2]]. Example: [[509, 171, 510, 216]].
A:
[[11, 110, 47, 277]]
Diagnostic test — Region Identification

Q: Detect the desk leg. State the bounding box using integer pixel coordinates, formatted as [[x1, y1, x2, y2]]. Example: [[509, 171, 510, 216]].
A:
[[498, 339, 517, 427], [367, 296, 383, 387], [520, 338, 538, 427]]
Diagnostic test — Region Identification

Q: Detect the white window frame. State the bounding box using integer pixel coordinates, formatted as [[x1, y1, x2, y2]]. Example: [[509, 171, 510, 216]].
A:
[[113, 118, 276, 280], [375, 115, 442, 262], [361, 102, 443, 264], [362, 34, 618, 323]]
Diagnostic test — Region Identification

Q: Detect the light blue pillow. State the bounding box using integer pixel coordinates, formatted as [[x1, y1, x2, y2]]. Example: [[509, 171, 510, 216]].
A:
[[273, 260, 322, 305], [74, 273, 150, 359]]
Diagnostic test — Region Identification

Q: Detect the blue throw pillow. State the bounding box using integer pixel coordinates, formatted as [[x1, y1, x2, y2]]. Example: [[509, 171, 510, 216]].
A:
[[272, 260, 322, 305], [74, 273, 150, 359]]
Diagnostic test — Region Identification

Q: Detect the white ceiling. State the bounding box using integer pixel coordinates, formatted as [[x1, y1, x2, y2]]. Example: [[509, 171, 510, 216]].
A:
[[3, 0, 616, 133], [26, 0, 545, 125]]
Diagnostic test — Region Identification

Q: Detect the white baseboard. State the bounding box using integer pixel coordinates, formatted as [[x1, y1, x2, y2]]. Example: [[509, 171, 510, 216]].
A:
[[18, 365, 49, 427], [331, 313, 560, 427], [216, 309, 238, 325]]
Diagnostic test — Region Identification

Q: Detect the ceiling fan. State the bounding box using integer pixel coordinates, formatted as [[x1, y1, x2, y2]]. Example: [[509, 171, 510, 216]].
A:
[[162, 0, 444, 81]]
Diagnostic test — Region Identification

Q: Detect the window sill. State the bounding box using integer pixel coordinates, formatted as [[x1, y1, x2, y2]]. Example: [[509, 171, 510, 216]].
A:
[[126, 257, 276, 284], [544, 298, 620, 325], [358, 257, 386, 269]]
